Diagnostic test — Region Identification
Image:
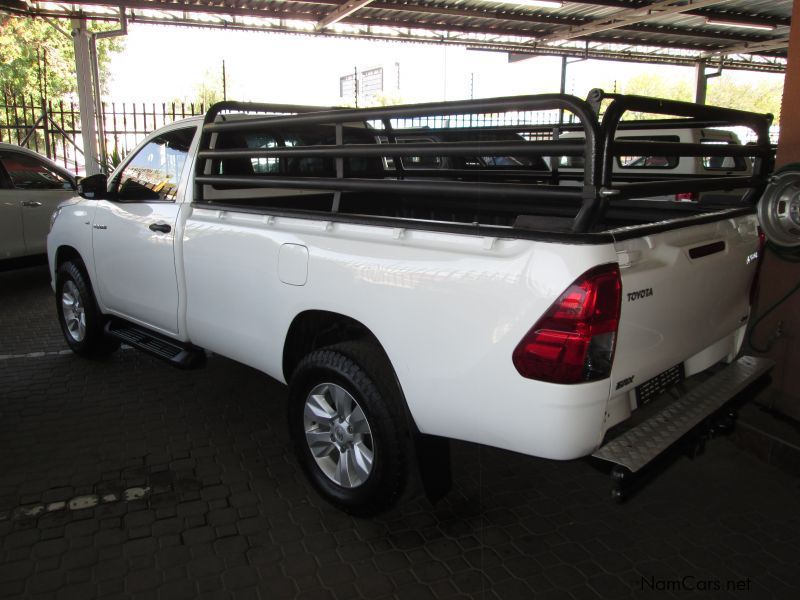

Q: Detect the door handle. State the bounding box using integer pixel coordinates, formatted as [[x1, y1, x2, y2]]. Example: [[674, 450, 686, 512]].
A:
[[21, 201, 43, 207], [149, 222, 172, 234]]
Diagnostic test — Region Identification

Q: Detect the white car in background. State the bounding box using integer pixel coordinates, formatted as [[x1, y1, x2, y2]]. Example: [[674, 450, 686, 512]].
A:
[[0, 143, 77, 261], [555, 127, 752, 203]]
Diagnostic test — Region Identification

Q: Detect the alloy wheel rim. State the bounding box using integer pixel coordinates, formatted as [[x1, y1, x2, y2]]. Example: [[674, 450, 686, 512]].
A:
[[61, 280, 86, 342], [303, 382, 374, 488]]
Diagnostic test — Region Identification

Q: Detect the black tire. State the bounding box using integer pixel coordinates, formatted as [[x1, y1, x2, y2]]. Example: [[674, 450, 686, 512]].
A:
[[55, 260, 119, 358], [288, 341, 409, 516]]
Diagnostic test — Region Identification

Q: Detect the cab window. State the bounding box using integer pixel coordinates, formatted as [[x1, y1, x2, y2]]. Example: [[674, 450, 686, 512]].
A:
[[701, 139, 746, 171], [117, 127, 195, 201], [396, 137, 442, 169], [616, 135, 680, 169], [0, 152, 74, 190]]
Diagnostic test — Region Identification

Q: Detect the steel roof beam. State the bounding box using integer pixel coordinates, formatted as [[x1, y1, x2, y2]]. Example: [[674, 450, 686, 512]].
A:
[[703, 36, 791, 57], [359, 4, 775, 43], [539, 0, 731, 43], [339, 15, 729, 51], [686, 7, 790, 27], [317, 0, 374, 29], [364, 2, 585, 25], [561, 0, 790, 26]]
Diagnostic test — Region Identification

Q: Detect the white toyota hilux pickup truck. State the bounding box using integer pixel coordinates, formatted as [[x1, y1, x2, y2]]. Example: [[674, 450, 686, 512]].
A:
[[48, 93, 775, 513]]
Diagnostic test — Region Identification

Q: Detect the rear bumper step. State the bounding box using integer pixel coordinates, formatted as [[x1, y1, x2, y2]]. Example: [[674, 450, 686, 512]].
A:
[[105, 320, 206, 369], [593, 355, 774, 475]]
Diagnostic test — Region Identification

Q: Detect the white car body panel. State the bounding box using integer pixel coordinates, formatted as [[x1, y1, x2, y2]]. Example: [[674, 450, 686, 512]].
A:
[[91, 201, 182, 334], [46, 117, 762, 462], [182, 208, 620, 458]]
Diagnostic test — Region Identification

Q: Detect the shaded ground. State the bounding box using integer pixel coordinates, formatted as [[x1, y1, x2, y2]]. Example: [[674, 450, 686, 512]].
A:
[[1, 265, 799, 600]]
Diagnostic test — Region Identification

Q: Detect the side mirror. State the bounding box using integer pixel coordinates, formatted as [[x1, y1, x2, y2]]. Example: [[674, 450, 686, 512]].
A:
[[77, 173, 109, 200]]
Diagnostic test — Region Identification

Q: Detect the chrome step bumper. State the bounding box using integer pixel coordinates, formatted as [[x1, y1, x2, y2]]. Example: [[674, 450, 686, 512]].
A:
[[593, 355, 774, 474]]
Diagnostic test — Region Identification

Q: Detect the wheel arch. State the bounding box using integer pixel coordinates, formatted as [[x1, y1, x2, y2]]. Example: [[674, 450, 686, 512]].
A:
[[282, 310, 417, 430], [54, 244, 85, 271]]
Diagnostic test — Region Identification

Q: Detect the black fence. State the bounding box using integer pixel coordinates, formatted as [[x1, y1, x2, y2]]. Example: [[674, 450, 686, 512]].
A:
[[0, 94, 207, 175]]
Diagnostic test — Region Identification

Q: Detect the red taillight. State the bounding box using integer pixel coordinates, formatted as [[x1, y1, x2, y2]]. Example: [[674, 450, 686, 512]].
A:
[[749, 228, 767, 305], [675, 192, 697, 202], [512, 264, 622, 384]]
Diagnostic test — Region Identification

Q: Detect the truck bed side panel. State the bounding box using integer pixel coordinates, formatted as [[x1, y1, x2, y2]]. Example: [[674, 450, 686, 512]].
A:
[[182, 208, 620, 459]]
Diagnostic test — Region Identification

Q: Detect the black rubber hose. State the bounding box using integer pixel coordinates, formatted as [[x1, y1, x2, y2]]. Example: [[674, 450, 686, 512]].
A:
[[747, 244, 800, 353]]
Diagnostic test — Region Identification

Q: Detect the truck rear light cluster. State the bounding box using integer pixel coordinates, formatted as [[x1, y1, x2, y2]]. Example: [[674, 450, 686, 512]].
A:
[[675, 192, 697, 202], [512, 264, 622, 384]]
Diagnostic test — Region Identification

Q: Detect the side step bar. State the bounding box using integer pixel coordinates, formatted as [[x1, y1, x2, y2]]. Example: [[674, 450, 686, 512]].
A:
[[105, 320, 206, 369], [593, 355, 773, 496]]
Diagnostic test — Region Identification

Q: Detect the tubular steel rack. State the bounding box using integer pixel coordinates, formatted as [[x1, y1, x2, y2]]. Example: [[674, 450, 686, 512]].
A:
[[193, 92, 773, 235]]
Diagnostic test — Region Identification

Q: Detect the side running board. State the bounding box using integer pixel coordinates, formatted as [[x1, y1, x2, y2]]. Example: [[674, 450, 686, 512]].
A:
[[593, 355, 773, 498], [105, 320, 206, 369]]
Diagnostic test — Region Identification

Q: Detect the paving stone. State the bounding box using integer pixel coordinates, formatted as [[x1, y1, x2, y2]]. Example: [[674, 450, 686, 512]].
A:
[[258, 576, 297, 599], [62, 547, 99, 570], [124, 537, 158, 558], [0, 580, 25, 598], [208, 508, 238, 527], [32, 538, 68, 558], [188, 556, 226, 578], [55, 582, 97, 600], [157, 579, 197, 600], [0, 559, 34, 582], [214, 536, 248, 556], [156, 545, 191, 569], [126, 568, 162, 593], [3, 528, 41, 549], [221, 565, 259, 590], [183, 526, 215, 546], [28, 568, 65, 593], [97, 578, 125, 597], [177, 501, 208, 518]]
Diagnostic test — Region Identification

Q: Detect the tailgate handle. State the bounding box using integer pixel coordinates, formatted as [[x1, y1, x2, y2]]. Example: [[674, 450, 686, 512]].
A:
[[689, 241, 725, 259]]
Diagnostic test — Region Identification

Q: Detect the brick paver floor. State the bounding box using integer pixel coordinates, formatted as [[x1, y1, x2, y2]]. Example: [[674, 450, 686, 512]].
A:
[[1, 265, 799, 599]]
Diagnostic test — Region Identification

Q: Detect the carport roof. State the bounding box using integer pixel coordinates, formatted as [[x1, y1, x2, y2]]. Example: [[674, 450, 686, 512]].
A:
[[0, 0, 791, 72]]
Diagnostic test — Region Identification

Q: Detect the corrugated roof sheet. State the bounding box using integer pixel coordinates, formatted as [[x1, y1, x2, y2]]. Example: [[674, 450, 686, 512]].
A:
[[1, 0, 790, 71]]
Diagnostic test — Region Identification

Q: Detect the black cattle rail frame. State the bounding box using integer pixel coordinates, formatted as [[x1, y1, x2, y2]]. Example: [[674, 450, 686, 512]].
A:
[[193, 92, 773, 235]]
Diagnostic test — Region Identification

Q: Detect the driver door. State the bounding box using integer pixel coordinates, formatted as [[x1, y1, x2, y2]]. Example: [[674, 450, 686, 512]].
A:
[[92, 126, 196, 335]]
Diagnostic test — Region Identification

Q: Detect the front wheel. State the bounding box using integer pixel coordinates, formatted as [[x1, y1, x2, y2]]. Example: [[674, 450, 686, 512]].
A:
[[56, 261, 119, 358], [288, 341, 409, 516]]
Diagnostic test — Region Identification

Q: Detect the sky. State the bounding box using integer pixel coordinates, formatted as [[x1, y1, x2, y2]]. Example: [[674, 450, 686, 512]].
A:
[[105, 23, 785, 107]]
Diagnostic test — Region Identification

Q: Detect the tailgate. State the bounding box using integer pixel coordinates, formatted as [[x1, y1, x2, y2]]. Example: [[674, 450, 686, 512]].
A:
[[609, 213, 761, 396]]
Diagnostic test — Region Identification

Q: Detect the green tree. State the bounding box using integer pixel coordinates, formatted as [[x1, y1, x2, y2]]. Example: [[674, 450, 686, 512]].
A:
[[169, 68, 224, 110], [0, 15, 123, 101], [621, 72, 694, 103], [620, 73, 694, 119], [619, 71, 784, 124], [707, 76, 783, 124]]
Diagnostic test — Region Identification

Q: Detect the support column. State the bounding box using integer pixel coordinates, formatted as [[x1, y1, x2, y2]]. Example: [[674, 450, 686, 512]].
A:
[[694, 60, 707, 104], [71, 18, 101, 175]]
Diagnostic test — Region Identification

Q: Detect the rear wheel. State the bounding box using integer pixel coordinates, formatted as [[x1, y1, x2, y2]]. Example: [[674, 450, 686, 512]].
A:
[[56, 261, 119, 358], [288, 341, 409, 516]]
